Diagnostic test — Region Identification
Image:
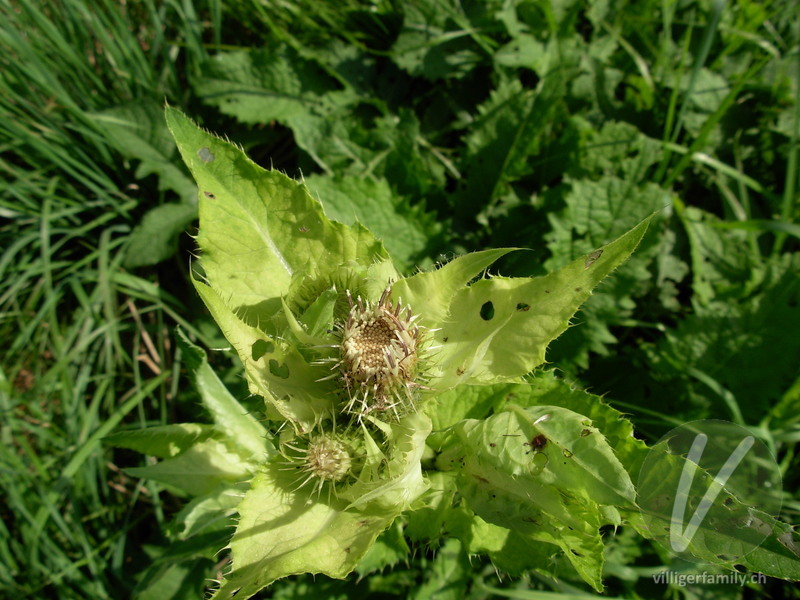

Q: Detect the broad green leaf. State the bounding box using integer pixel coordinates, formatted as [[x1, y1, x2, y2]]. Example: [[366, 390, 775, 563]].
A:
[[426, 373, 652, 485], [425, 384, 508, 432], [355, 520, 409, 577], [392, 248, 515, 325], [629, 447, 800, 581], [91, 102, 196, 202], [210, 465, 396, 600], [450, 405, 635, 513], [177, 329, 271, 462], [134, 559, 211, 600], [646, 251, 800, 423], [340, 412, 431, 511], [125, 202, 197, 268], [410, 539, 470, 600], [404, 472, 458, 543], [439, 403, 637, 590], [304, 174, 442, 270], [212, 412, 430, 599], [174, 484, 243, 539], [444, 505, 580, 580], [454, 75, 564, 218], [195, 46, 338, 125], [192, 277, 336, 432], [492, 373, 652, 478], [165, 106, 388, 316], [433, 215, 653, 386], [300, 287, 338, 333], [677, 204, 760, 306], [105, 423, 213, 459], [564, 120, 662, 184], [126, 438, 254, 497]]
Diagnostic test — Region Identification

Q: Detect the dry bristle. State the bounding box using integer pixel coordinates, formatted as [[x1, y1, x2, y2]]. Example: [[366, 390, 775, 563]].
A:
[[283, 436, 352, 498], [334, 285, 425, 420]]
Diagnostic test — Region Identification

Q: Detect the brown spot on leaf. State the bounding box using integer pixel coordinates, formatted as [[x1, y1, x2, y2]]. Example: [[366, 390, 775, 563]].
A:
[[584, 249, 603, 268]]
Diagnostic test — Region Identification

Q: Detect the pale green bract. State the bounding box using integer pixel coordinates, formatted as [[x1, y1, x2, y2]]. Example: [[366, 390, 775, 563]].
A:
[[114, 106, 657, 597]]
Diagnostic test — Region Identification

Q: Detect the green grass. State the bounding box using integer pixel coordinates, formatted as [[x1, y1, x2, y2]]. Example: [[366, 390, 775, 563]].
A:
[[1, 0, 798, 598]]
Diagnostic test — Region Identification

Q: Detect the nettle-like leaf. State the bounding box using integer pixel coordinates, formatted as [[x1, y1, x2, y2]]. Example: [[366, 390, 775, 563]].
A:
[[165, 106, 387, 314], [214, 411, 431, 597], [118, 106, 662, 598], [436, 404, 635, 591], [304, 173, 443, 271]]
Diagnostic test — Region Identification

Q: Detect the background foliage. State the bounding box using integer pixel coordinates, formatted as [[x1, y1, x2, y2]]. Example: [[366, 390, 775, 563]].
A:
[[1, 0, 798, 598]]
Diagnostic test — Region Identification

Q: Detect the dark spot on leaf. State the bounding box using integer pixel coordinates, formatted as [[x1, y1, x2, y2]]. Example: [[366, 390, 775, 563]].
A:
[[344, 547, 351, 553], [516, 302, 530, 312], [527, 434, 547, 450], [489, 442, 496, 448], [442, 337, 448, 342], [203, 191, 216, 199], [574, 287, 582, 293], [269, 359, 290, 379], [197, 147, 215, 163], [723, 496, 734, 507], [584, 249, 603, 268], [456, 367, 465, 375], [580, 429, 591, 437], [544, 289, 550, 293], [251, 339, 275, 360], [480, 301, 494, 320], [571, 549, 583, 557], [474, 474, 489, 484]]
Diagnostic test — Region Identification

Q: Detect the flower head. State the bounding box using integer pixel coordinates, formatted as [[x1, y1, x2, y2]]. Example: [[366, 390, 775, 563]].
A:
[[283, 434, 354, 497], [336, 286, 424, 420]]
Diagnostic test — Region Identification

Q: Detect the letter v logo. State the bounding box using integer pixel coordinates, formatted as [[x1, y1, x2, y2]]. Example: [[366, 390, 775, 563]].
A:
[[670, 433, 755, 553]]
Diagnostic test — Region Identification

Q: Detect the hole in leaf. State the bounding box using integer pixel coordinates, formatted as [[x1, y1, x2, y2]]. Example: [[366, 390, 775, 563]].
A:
[[252, 340, 275, 360], [197, 147, 215, 163], [516, 302, 530, 312], [480, 301, 494, 320], [269, 359, 290, 379], [581, 429, 592, 437]]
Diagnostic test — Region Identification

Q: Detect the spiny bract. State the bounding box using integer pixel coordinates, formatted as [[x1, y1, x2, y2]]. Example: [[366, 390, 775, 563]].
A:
[[334, 286, 426, 420]]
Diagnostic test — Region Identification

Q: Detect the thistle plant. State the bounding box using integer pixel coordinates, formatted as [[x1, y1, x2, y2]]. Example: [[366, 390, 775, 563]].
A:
[[110, 108, 791, 598]]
